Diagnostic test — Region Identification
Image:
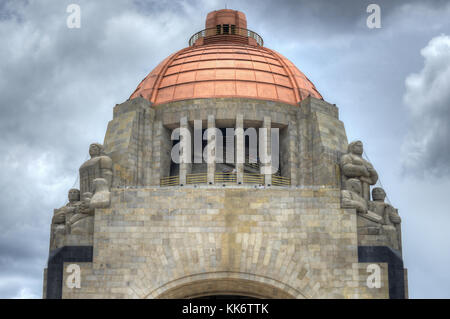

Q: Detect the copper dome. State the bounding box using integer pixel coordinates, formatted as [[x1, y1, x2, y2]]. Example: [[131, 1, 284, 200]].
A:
[[130, 10, 322, 106]]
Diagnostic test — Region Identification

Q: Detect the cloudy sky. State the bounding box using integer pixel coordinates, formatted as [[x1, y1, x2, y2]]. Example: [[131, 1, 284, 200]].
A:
[[0, 0, 449, 298]]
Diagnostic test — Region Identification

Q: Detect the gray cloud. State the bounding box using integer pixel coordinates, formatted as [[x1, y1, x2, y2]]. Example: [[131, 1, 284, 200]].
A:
[[0, 0, 198, 298], [226, 0, 450, 39], [0, 0, 449, 298], [402, 34, 450, 177]]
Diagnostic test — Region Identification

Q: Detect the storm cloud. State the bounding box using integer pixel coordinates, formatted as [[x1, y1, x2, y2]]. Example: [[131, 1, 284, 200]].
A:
[[402, 35, 450, 177], [0, 0, 449, 298], [0, 0, 198, 298]]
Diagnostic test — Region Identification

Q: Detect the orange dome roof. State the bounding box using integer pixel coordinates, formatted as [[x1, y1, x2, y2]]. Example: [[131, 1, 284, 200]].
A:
[[130, 10, 322, 106]]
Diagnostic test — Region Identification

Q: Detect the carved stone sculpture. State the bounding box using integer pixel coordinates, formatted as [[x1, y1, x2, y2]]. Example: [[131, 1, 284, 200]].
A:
[[49, 143, 114, 251], [90, 178, 111, 208], [50, 189, 81, 250], [49, 187, 100, 250], [341, 178, 367, 214], [340, 141, 378, 201], [369, 187, 402, 250], [69, 192, 95, 235], [79, 143, 113, 194]]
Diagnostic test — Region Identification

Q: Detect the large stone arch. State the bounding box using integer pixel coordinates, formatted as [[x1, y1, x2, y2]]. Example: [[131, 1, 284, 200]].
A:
[[143, 272, 305, 299]]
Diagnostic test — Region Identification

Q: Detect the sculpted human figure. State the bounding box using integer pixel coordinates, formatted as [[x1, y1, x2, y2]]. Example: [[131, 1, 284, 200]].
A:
[[90, 178, 111, 208], [50, 188, 81, 249], [341, 178, 367, 215], [340, 141, 378, 201], [69, 192, 95, 235], [369, 187, 402, 250], [79, 143, 113, 194]]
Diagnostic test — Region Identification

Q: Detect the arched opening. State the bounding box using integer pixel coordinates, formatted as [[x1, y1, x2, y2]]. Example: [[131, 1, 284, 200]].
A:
[[153, 278, 298, 299]]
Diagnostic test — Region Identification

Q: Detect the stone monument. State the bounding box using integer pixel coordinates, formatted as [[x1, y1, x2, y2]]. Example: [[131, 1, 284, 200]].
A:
[[43, 9, 407, 299]]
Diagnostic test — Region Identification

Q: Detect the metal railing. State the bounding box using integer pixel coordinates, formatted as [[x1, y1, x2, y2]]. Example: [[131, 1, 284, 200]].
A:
[[243, 173, 264, 184], [271, 175, 291, 186], [215, 172, 237, 183], [189, 27, 264, 46], [187, 173, 207, 184], [160, 173, 290, 186], [160, 175, 179, 186], [244, 160, 260, 171]]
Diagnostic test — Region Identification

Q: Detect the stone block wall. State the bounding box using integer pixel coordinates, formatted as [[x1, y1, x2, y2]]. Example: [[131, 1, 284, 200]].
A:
[[60, 186, 389, 299], [298, 97, 348, 187]]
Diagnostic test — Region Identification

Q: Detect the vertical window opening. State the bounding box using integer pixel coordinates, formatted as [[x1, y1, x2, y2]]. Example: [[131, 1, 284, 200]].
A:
[[223, 24, 229, 34]]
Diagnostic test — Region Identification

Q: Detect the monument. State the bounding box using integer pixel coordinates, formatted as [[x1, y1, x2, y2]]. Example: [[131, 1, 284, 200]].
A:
[[43, 9, 407, 299]]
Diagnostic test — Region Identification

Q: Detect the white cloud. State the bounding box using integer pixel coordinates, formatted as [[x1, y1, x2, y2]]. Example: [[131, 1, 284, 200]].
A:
[[402, 34, 450, 176]]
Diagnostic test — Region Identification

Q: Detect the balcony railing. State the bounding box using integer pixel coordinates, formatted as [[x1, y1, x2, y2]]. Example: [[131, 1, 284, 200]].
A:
[[271, 175, 291, 186], [215, 172, 237, 183], [243, 173, 264, 184], [189, 27, 264, 46], [160, 173, 290, 187], [160, 175, 179, 187], [187, 173, 207, 184]]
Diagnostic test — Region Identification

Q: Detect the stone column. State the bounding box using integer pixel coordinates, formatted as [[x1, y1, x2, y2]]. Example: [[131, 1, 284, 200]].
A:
[[179, 116, 192, 186], [142, 108, 155, 186], [153, 121, 172, 186], [235, 114, 244, 184], [261, 116, 272, 186], [207, 115, 216, 184], [287, 121, 298, 186]]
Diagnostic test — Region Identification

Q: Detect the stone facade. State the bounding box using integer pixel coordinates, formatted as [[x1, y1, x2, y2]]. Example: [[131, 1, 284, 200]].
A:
[[44, 96, 407, 299], [59, 186, 388, 299], [100, 96, 348, 186]]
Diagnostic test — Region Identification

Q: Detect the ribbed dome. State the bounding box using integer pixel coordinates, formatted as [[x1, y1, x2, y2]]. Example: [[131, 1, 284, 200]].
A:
[[129, 10, 322, 106]]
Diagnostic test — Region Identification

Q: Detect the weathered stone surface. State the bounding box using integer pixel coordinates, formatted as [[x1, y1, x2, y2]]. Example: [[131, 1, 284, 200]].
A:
[[60, 186, 388, 299], [104, 98, 154, 187]]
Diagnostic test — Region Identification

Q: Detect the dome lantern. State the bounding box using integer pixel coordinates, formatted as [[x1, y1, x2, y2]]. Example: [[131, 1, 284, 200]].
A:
[[130, 9, 322, 106]]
